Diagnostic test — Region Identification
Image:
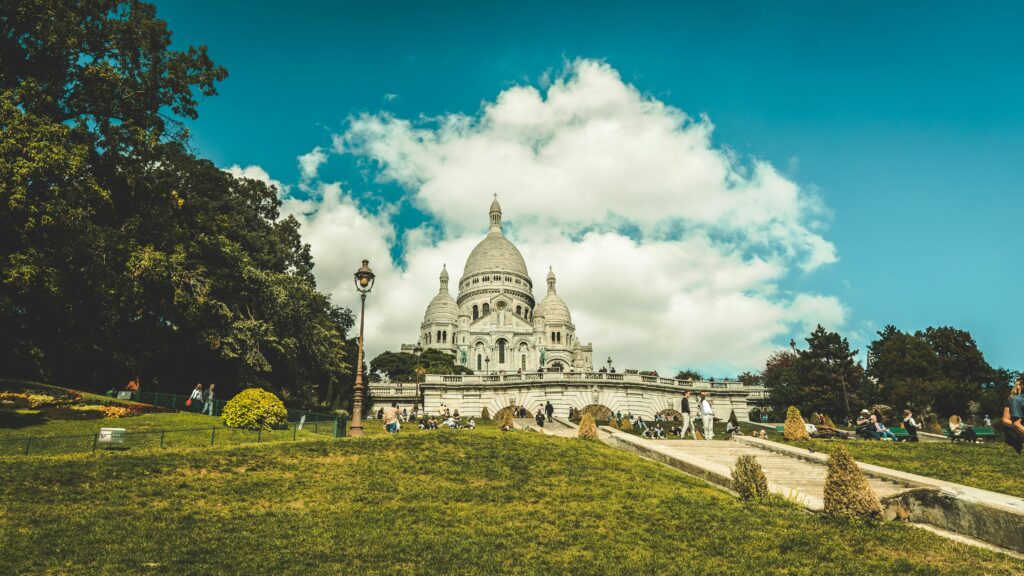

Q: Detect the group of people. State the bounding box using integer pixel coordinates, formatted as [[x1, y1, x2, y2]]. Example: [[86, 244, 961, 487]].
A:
[[187, 383, 216, 416], [377, 403, 477, 434], [1002, 378, 1024, 455]]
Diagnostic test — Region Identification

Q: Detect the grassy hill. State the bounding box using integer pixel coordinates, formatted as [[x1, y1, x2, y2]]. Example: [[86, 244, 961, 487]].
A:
[[1, 429, 1019, 575]]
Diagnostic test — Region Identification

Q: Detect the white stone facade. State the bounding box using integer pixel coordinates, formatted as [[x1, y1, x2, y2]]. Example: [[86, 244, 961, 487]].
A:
[[369, 372, 768, 421], [402, 196, 593, 373]]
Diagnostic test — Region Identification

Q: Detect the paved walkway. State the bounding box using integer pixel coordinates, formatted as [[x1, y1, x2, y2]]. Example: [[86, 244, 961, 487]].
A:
[[643, 439, 908, 503]]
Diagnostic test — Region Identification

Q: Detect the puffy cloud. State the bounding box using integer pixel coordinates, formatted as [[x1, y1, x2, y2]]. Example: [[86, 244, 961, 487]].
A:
[[223, 164, 290, 197], [297, 147, 328, 183], [273, 58, 845, 375]]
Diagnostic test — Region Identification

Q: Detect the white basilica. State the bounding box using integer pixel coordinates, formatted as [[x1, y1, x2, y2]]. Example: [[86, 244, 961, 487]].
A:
[[402, 196, 594, 373]]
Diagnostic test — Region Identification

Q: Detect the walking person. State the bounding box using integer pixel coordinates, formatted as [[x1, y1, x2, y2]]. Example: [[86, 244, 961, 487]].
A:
[[679, 391, 697, 439], [545, 400, 554, 422], [902, 409, 920, 442], [699, 391, 715, 440], [188, 383, 204, 412], [202, 383, 216, 416]]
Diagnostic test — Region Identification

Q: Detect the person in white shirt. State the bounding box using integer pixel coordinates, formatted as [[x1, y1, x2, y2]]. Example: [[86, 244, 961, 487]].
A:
[[699, 392, 715, 440]]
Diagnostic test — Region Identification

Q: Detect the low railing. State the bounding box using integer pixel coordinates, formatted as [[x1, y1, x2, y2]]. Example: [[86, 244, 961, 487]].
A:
[[407, 371, 766, 396], [0, 416, 346, 458]]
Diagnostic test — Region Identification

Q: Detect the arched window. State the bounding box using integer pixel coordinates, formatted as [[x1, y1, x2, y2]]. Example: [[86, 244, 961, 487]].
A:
[[482, 303, 490, 315], [521, 354, 527, 371], [477, 354, 482, 371], [442, 331, 447, 343], [551, 361, 564, 372], [497, 339, 507, 364], [516, 305, 522, 316], [437, 330, 442, 343], [472, 305, 479, 320]]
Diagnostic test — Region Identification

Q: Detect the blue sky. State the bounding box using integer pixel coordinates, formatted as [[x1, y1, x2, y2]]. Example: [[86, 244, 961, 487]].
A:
[[156, 1, 1023, 373]]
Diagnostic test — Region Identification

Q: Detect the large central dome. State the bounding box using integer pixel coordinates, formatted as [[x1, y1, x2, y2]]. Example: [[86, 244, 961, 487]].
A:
[[461, 196, 530, 279]]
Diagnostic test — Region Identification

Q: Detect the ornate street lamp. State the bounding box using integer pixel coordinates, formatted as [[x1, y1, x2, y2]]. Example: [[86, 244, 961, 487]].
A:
[[414, 365, 426, 415], [350, 259, 375, 437], [485, 356, 491, 375]]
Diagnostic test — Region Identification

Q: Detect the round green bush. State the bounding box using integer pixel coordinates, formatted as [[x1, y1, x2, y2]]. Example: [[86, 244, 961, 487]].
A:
[[221, 388, 288, 430]]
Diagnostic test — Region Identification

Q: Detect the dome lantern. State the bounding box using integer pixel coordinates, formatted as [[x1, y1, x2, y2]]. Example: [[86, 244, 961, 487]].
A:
[[488, 194, 502, 234]]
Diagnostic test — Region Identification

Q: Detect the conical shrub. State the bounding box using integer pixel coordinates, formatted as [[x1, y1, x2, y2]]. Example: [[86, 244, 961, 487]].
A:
[[783, 406, 810, 441], [481, 406, 490, 420], [822, 414, 837, 429], [619, 417, 632, 431], [577, 413, 599, 439], [731, 454, 769, 500], [497, 410, 513, 430], [823, 444, 882, 518], [608, 418, 619, 430]]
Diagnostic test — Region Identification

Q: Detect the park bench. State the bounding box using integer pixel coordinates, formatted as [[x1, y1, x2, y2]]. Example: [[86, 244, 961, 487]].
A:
[[942, 427, 997, 440], [775, 425, 784, 434], [889, 427, 909, 439]]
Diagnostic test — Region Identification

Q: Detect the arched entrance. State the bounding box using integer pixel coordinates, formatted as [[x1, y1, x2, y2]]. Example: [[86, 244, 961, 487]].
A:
[[577, 404, 614, 421], [656, 408, 683, 421]]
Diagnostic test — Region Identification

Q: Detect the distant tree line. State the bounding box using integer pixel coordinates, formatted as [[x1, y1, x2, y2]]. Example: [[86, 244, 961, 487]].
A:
[[0, 2, 357, 409], [369, 349, 473, 383], [752, 324, 1017, 423]]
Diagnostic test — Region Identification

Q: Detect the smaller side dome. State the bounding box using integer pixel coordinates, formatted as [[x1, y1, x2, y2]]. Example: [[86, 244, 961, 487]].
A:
[[424, 265, 458, 324], [537, 267, 572, 325]]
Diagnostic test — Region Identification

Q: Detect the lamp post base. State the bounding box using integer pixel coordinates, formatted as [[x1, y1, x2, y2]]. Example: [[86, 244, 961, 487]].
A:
[[348, 425, 364, 437]]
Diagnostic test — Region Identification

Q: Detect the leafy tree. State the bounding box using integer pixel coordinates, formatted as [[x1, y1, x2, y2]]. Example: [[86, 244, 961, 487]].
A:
[[761, 326, 873, 419], [370, 349, 472, 382], [916, 326, 995, 417], [674, 369, 703, 381], [0, 1, 354, 411], [867, 326, 946, 414]]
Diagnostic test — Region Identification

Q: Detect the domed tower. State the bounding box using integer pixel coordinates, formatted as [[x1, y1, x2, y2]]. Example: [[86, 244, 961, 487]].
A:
[[419, 265, 458, 351], [535, 267, 577, 372]]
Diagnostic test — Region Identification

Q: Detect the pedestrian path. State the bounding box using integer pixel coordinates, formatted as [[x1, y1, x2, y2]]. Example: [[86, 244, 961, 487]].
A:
[[597, 429, 1024, 556], [643, 439, 908, 503]]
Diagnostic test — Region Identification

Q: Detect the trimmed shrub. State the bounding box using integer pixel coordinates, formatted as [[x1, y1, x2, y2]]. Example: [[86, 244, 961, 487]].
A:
[[577, 413, 599, 439], [823, 444, 882, 518], [783, 406, 810, 441], [608, 418, 619, 430], [221, 388, 288, 431], [480, 406, 490, 420], [727, 409, 739, 427], [822, 414, 837, 429], [731, 454, 769, 500], [618, 417, 632, 431], [497, 410, 513, 430]]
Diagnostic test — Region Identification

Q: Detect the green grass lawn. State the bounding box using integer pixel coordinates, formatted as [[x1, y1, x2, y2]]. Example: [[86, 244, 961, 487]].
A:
[[1, 429, 1019, 575], [785, 437, 1024, 498]]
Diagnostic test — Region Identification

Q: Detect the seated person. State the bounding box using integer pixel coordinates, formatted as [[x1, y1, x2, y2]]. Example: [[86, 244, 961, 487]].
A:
[[466, 417, 476, 430], [856, 409, 879, 439], [653, 425, 665, 439], [442, 417, 458, 428], [641, 427, 654, 439], [727, 421, 743, 435], [757, 429, 768, 440], [871, 415, 897, 441], [948, 415, 977, 443]]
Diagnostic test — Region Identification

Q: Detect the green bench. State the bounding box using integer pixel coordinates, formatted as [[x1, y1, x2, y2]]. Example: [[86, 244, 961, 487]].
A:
[[942, 427, 996, 440], [889, 427, 909, 439], [775, 425, 784, 434]]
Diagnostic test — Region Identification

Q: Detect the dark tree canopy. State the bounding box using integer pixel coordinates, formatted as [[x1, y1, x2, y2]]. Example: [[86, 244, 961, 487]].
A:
[[370, 349, 473, 383], [674, 369, 703, 381], [0, 1, 355, 410]]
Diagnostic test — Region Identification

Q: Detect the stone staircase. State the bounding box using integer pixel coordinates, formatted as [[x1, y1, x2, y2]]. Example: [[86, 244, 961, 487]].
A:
[[646, 440, 908, 502]]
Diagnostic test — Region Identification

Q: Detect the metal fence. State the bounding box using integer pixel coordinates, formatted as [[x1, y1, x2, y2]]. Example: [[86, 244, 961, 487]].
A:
[[0, 417, 346, 457], [0, 392, 348, 457]]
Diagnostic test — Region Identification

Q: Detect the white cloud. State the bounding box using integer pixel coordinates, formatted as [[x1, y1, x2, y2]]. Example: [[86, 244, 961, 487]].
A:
[[274, 58, 846, 375], [297, 147, 328, 183], [223, 164, 290, 197]]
